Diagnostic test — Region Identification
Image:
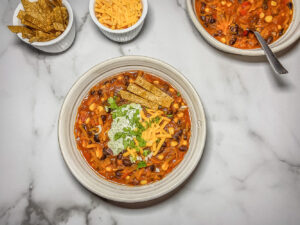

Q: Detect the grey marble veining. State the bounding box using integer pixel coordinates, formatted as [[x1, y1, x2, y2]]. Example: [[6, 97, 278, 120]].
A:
[[1, 0, 300, 225]]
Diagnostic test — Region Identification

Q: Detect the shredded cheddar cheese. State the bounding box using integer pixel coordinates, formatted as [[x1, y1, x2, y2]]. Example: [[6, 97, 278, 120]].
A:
[[141, 109, 172, 156], [94, 0, 143, 30]]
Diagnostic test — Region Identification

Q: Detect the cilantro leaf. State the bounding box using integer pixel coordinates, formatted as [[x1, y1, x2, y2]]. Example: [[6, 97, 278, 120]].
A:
[[137, 161, 147, 169], [143, 149, 151, 156]]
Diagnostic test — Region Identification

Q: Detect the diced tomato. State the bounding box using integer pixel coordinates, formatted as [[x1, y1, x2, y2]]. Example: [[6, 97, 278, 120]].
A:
[[240, 9, 247, 16], [243, 30, 249, 36], [241, 1, 251, 8]]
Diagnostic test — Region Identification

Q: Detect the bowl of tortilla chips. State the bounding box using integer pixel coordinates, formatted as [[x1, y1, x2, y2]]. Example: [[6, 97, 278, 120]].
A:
[[9, 0, 75, 53]]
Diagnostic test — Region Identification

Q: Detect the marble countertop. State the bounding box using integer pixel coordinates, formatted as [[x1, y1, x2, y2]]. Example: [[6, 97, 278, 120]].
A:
[[1, 0, 300, 224]]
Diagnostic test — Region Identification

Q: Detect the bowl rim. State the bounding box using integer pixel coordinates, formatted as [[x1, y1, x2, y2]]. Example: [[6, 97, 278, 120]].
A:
[[186, 0, 300, 56], [12, 0, 74, 46], [58, 56, 207, 203], [89, 0, 148, 34]]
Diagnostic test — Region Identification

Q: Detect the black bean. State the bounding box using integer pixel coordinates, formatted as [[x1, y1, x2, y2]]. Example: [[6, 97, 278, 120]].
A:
[[162, 84, 169, 92], [162, 142, 167, 148], [229, 37, 237, 45], [90, 90, 95, 95], [200, 16, 206, 22], [279, 28, 284, 36], [115, 170, 122, 177], [263, 0, 268, 10], [103, 147, 113, 156], [266, 36, 273, 44], [149, 165, 155, 172], [88, 140, 92, 144], [209, 18, 216, 24], [107, 108, 112, 113], [230, 24, 239, 35], [97, 89, 103, 96], [174, 129, 183, 141], [201, 2, 206, 10], [104, 80, 109, 85], [82, 124, 87, 131], [100, 154, 107, 160], [287, 2, 293, 9], [110, 78, 116, 84], [101, 115, 107, 123], [94, 134, 100, 143], [179, 146, 188, 152], [88, 131, 93, 137], [117, 153, 123, 160], [132, 179, 139, 185], [122, 159, 132, 167]]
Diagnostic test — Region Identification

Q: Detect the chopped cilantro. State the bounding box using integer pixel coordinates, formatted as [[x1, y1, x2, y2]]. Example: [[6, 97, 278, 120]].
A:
[[137, 161, 147, 169], [143, 149, 151, 156], [107, 97, 118, 110], [177, 92, 181, 96], [167, 114, 173, 118]]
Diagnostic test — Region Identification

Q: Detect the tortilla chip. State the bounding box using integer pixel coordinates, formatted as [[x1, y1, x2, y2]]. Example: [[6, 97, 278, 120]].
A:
[[134, 76, 174, 107], [8, 0, 68, 43], [127, 83, 170, 108], [120, 90, 159, 110]]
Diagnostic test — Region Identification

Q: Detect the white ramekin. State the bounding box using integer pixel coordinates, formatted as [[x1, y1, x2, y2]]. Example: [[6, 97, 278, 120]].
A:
[[58, 56, 207, 203], [89, 0, 148, 42], [186, 0, 300, 56], [12, 0, 75, 53]]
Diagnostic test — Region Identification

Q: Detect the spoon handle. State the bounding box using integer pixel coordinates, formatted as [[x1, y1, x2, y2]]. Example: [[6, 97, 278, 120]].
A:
[[253, 31, 288, 75]]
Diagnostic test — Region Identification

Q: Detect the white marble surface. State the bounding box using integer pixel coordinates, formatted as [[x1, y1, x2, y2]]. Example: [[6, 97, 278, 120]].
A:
[[1, 0, 300, 224]]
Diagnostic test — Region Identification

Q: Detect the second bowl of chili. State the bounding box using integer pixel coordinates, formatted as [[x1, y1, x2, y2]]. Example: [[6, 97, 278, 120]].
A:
[[186, 0, 300, 56]]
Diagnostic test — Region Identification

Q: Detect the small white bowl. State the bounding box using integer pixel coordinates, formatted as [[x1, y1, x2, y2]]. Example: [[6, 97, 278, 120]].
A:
[[186, 0, 300, 56], [12, 0, 75, 53], [89, 0, 148, 42], [58, 56, 206, 203]]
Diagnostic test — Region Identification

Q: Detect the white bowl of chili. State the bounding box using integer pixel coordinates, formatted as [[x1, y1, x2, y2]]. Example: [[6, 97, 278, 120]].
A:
[[186, 0, 300, 56], [58, 56, 206, 203], [89, 0, 148, 42]]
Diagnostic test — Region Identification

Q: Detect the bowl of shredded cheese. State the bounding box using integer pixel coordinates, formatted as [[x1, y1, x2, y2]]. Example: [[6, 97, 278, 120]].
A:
[[89, 0, 148, 42]]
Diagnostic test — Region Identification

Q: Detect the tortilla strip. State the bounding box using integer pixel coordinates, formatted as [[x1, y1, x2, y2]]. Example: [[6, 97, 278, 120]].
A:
[[127, 83, 171, 108], [120, 90, 158, 110], [134, 76, 174, 107]]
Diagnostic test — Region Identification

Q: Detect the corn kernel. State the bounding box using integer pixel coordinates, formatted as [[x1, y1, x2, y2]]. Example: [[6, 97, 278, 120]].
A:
[[221, 1, 226, 6], [265, 15, 273, 23], [221, 37, 226, 43], [117, 76, 122, 80], [227, 2, 232, 7], [171, 141, 178, 147], [168, 127, 175, 135], [157, 154, 164, 160], [173, 103, 179, 109], [85, 117, 90, 124], [126, 176, 130, 180], [106, 166, 112, 172], [153, 80, 159, 84], [174, 117, 179, 123], [101, 97, 106, 102], [277, 25, 282, 30], [271, 1, 277, 6], [140, 180, 147, 185], [205, 8, 210, 13], [162, 162, 169, 171], [97, 106, 104, 112], [259, 12, 265, 19], [177, 112, 184, 118], [290, 10, 292, 15], [256, 27, 261, 32], [89, 103, 96, 111], [182, 140, 188, 145], [169, 88, 175, 93]]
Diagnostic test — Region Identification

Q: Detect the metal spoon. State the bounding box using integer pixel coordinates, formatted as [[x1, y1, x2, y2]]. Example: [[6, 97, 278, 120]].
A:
[[253, 31, 288, 75]]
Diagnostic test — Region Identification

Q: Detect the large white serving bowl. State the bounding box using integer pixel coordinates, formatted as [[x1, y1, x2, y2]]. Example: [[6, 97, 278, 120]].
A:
[[58, 56, 206, 203], [12, 0, 75, 53], [186, 0, 300, 56]]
